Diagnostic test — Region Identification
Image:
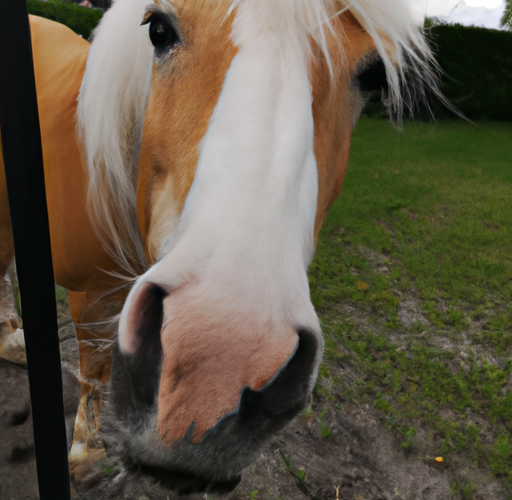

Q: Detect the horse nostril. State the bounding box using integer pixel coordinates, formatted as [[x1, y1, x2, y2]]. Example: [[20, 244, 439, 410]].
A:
[[123, 282, 167, 354], [238, 328, 318, 423], [111, 283, 166, 426]]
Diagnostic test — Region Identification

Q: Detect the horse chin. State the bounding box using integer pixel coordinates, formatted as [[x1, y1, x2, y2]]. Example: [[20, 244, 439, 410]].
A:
[[103, 328, 318, 492], [131, 465, 242, 496], [102, 383, 309, 493], [101, 409, 248, 494], [102, 400, 286, 495]]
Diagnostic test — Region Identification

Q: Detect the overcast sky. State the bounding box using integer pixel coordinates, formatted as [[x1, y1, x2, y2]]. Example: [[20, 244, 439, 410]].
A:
[[409, 0, 506, 29]]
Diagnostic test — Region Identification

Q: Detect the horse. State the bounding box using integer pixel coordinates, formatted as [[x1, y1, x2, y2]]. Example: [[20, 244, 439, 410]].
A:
[[0, 0, 438, 494]]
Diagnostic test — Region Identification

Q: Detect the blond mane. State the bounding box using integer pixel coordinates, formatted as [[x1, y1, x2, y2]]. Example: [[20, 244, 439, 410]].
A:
[[77, 0, 437, 275]]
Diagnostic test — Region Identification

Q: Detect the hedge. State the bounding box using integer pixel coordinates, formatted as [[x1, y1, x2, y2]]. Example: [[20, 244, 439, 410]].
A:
[[430, 24, 512, 121], [25, 1, 512, 121], [26, 0, 102, 40]]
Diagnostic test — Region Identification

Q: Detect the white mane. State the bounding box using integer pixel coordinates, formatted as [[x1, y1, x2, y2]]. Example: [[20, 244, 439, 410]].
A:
[[77, 0, 437, 275]]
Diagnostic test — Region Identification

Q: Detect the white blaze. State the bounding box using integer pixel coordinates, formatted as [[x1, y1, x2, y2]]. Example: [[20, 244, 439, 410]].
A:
[[119, 0, 321, 353]]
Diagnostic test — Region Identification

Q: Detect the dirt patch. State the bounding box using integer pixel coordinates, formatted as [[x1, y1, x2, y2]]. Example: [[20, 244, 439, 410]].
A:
[[1, 358, 509, 500], [59, 399, 453, 500], [0, 359, 38, 500], [1, 300, 510, 500]]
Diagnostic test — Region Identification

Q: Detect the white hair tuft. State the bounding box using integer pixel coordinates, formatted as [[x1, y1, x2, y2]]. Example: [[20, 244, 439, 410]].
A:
[[77, 0, 152, 276]]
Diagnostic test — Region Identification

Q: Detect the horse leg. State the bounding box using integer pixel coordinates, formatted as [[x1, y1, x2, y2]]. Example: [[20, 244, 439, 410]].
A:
[[0, 145, 24, 364], [0, 264, 25, 364], [66, 288, 126, 472]]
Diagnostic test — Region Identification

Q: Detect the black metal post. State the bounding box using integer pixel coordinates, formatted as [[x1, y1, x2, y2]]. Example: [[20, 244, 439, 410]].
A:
[[0, 3, 71, 500]]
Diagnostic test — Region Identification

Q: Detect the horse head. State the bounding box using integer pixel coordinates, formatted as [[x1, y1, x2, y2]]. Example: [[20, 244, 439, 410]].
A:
[[78, 0, 436, 492]]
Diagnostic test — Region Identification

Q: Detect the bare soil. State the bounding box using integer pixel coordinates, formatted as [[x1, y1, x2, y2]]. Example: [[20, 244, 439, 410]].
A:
[[0, 303, 508, 500]]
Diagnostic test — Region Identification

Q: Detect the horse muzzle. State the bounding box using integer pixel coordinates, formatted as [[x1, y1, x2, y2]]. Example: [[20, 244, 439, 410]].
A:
[[106, 282, 320, 493]]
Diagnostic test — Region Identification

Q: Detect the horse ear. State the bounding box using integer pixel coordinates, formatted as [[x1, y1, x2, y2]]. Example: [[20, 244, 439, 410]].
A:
[[77, 0, 153, 274]]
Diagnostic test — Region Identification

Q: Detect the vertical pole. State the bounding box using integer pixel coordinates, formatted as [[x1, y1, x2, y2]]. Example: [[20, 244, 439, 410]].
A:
[[0, 4, 71, 500]]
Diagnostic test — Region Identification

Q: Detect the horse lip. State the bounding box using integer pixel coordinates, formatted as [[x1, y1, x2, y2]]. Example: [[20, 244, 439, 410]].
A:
[[124, 459, 242, 495]]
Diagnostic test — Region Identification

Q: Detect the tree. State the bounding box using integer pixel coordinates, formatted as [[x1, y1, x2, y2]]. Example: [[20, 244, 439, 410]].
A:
[[501, 0, 512, 29]]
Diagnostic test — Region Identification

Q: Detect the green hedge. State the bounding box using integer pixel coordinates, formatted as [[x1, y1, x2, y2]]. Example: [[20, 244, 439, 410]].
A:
[[27, 0, 102, 40], [26, 2, 512, 121], [430, 24, 512, 121], [363, 24, 512, 121]]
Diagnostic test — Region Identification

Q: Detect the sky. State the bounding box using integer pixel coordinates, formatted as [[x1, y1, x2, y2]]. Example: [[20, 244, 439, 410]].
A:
[[409, 0, 506, 29]]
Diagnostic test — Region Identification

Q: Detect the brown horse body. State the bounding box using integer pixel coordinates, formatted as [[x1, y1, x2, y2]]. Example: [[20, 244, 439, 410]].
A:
[[0, 15, 126, 454], [0, 1, 435, 492]]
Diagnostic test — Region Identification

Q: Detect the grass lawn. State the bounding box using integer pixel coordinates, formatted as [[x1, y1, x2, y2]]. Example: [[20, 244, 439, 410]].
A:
[[309, 118, 512, 497]]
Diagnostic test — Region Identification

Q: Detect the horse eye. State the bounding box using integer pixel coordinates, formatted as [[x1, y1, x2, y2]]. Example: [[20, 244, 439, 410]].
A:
[[356, 57, 388, 93], [143, 14, 180, 54]]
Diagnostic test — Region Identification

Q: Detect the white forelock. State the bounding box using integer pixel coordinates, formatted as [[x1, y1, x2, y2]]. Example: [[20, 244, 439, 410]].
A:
[[77, 0, 152, 276], [77, 0, 436, 274]]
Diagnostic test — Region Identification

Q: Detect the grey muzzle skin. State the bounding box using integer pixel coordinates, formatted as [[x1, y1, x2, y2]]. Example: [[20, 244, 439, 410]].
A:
[[105, 285, 318, 495]]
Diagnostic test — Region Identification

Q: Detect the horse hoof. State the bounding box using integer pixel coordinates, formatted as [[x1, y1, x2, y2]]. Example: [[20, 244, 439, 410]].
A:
[[69, 447, 107, 493], [0, 328, 26, 366]]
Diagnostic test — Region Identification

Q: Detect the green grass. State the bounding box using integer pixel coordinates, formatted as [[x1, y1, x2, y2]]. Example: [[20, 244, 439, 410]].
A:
[[55, 284, 68, 307], [309, 118, 512, 492]]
